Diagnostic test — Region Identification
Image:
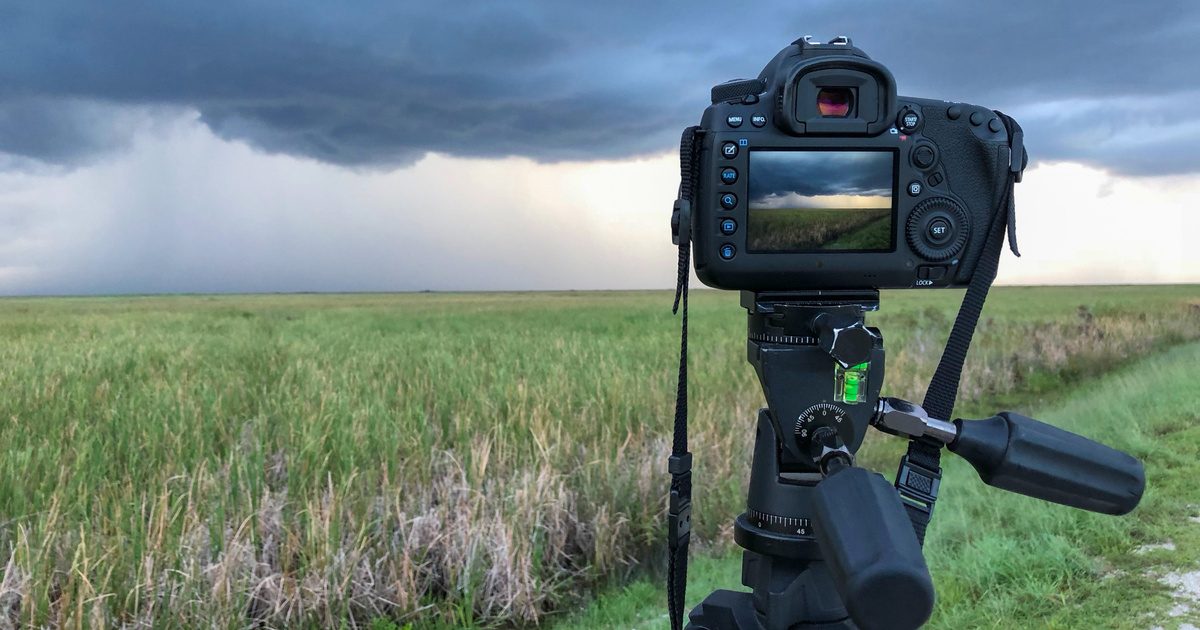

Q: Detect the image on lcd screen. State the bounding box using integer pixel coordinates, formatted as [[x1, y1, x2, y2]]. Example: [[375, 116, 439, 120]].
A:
[[747, 150, 894, 252]]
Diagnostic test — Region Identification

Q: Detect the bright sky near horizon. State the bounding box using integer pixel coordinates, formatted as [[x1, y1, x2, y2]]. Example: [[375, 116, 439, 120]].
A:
[[1, 3, 1198, 294]]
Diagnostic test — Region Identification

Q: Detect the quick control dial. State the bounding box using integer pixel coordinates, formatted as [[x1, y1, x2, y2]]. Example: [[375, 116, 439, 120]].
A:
[[906, 197, 970, 262]]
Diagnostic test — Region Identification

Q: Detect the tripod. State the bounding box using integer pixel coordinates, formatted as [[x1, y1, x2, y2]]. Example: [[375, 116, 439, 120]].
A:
[[683, 291, 1146, 630]]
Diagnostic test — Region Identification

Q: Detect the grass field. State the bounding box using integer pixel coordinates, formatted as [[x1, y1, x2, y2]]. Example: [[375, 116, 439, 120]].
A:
[[0, 286, 1195, 627], [747, 207, 891, 251], [561, 340, 1200, 629]]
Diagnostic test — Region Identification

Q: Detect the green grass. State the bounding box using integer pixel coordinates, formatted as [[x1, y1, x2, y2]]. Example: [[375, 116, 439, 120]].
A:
[[747, 207, 891, 251], [559, 340, 1200, 629], [0, 286, 1194, 626]]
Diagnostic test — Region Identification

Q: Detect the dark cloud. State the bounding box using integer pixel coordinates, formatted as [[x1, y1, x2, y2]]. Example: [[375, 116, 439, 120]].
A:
[[1, 1, 1198, 174], [749, 151, 892, 202]]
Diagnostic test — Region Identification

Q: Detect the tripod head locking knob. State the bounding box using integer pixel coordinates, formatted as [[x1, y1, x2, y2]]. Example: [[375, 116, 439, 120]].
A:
[[813, 313, 877, 367], [807, 426, 853, 475]]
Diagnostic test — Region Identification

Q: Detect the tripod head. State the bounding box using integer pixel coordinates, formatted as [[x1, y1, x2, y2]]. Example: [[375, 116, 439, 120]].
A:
[[685, 292, 1146, 630]]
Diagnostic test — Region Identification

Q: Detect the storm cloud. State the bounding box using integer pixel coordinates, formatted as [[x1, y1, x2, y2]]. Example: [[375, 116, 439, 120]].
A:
[[2, 1, 1199, 174], [749, 151, 893, 205]]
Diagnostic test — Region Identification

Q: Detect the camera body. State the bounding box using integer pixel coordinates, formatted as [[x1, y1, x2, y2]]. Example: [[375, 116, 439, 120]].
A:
[[688, 37, 1018, 290]]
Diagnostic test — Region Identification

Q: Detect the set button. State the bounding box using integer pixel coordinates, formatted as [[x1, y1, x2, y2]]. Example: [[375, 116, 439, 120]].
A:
[[720, 168, 738, 185], [927, 218, 952, 244], [721, 142, 739, 159], [719, 244, 737, 260], [720, 193, 738, 209], [719, 218, 738, 235]]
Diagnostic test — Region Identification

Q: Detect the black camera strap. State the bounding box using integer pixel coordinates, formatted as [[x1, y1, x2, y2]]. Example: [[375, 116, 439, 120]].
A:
[[667, 125, 702, 630], [895, 111, 1025, 543]]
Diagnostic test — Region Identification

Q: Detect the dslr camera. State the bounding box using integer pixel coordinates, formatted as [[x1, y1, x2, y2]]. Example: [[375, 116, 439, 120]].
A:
[[677, 36, 1025, 290]]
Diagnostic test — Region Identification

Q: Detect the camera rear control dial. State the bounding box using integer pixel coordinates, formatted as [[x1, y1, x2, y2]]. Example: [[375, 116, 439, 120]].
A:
[[906, 197, 970, 262]]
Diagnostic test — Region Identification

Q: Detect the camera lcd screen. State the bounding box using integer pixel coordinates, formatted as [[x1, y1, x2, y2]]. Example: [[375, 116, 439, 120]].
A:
[[747, 150, 896, 252]]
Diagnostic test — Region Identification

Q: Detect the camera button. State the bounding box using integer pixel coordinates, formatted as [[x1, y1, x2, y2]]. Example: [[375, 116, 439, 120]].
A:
[[898, 108, 920, 132], [719, 244, 737, 260], [720, 168, 738, 185], [720, 218, 738, 235], [751, 114, 767, 127], [988, 117, 1003, 133], [969, 111, 985, 126], [912, 145, 936, 170], [907, 181, 922, 197], [946, 105, 962, 120], [721, 142, 739, 159], [726, 114, 744, 128], [720, 193, 738, 209], [927, 218, 952, 244]]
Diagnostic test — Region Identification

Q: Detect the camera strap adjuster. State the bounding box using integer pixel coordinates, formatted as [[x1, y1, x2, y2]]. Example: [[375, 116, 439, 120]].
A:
[[895, 454, 941, 512], [668, 453, 693, 544]]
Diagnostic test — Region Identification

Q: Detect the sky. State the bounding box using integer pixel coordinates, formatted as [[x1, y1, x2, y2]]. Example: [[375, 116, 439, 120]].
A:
[[0, 1, 1198, 294], [749, 151, 893, 209]]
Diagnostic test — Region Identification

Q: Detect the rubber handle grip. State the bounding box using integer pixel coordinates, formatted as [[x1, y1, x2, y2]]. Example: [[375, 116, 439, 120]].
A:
[[812, 467, 934, 630], [950, 412, 1145, 515]]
